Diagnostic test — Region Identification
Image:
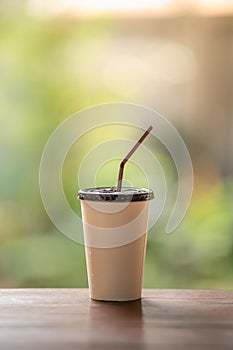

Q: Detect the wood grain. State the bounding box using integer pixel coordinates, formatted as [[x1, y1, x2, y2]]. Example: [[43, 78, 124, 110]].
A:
[[0, 289, 232, 350]]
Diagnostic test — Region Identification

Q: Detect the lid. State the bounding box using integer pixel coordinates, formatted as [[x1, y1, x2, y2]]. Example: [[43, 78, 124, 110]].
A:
[[77, 187, 154, 202]]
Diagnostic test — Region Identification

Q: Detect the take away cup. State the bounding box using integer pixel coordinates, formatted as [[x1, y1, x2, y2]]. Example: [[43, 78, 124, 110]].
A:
[[78, 187, 154, 301]]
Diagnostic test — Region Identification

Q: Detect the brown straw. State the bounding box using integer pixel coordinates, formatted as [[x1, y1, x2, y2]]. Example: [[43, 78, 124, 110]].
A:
[[117, 125, 153, 192]]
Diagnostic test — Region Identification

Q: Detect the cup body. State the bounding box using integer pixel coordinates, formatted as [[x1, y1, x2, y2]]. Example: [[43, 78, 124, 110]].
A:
[[80, 196, 151, 301]]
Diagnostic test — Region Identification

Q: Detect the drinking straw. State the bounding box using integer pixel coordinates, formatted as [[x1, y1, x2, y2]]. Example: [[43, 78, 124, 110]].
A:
[[117, 126, 153, 192]]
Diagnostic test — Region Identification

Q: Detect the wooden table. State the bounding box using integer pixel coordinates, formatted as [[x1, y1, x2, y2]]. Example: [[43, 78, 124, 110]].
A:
[[0, 289, 232, 349]]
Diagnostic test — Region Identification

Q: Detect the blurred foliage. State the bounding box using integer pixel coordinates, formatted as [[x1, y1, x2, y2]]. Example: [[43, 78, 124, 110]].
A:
[[0, 5, 232, 289]]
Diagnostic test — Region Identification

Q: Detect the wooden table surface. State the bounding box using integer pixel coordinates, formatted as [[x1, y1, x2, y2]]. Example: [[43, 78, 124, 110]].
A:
[[0, 289, 232, 350]]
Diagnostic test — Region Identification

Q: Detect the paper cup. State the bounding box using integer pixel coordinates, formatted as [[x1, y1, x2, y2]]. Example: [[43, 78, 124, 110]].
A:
[[78, 187, 153, 301]]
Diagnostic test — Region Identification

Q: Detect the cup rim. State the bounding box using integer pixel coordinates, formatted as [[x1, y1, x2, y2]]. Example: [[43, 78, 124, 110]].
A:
[[77, 187, 154, 202]]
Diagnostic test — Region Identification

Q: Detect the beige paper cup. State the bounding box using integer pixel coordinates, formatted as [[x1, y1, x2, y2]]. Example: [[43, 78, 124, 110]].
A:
[[78, 187, 153, 301]]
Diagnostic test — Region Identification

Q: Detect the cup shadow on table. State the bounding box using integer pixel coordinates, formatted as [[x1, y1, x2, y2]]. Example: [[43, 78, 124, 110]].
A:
[[85, 298, 145, 350]]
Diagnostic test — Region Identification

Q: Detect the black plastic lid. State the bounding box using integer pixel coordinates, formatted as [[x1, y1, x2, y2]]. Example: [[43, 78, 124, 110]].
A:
[[77, 187, 154, 202]]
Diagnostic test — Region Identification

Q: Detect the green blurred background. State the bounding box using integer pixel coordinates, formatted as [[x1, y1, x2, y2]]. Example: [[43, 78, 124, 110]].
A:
[[0, 1, 233, 289]]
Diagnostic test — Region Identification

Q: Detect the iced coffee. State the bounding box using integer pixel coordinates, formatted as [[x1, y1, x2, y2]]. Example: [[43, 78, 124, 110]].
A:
[[78, 187, 153, 301], [78, 125, 154, 301]]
